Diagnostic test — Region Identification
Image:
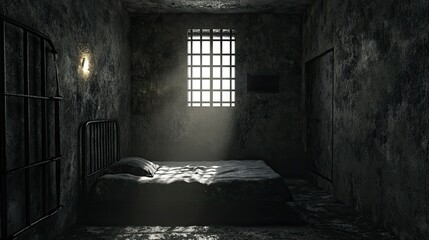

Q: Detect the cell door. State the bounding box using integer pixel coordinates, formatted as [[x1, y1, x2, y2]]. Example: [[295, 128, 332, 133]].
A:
[[306, 50, 333, 181]]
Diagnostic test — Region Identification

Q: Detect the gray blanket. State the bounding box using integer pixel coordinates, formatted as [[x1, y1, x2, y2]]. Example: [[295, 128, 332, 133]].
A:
[[91, 160, 291, 203]]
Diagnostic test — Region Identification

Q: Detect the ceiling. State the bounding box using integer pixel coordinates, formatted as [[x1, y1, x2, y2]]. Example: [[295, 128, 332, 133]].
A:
[[120, 0, 313, 14]]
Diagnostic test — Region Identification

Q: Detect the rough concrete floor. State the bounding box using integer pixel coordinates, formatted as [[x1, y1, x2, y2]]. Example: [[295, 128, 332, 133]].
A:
[[57, 179, 398, 240]]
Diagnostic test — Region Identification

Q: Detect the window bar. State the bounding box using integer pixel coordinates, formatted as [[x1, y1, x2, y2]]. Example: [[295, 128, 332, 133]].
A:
[[187, 30, 189, 105], [190, 29, 193, 105], [220, 29, 223, 105], [200, 29, 202, 107], [232, 29, 236, 106], [23, 30, 31, 226], [41, 39, 48, 215], [210, 29, 213, 106], [0, 19, 8, 240], [230, 30, 232, 106]]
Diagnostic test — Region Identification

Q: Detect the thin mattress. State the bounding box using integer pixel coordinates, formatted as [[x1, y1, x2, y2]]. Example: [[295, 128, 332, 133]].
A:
[[91, 160, 292, 203]]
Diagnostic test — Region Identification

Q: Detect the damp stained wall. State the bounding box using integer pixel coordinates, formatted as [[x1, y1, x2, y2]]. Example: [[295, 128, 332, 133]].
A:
[[303, 0, 429, 239], [0, 0, 131, 239], [130, 14, 304, 176]]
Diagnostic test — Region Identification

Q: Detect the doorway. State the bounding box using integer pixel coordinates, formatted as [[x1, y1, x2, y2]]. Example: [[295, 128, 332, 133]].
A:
[[306, 49, 334, 182]]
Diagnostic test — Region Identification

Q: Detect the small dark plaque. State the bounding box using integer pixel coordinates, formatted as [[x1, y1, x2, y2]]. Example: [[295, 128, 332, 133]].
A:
[[247, 74, 279, 93]]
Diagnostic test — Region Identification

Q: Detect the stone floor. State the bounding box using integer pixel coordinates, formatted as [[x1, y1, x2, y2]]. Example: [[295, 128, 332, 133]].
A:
[[57, 179, 398, 240]]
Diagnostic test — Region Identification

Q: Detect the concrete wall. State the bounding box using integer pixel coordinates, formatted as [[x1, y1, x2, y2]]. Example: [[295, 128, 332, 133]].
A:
[[0, 0, 131, 239], [303, 0, 429, 239], [130, 14, 304, 177]]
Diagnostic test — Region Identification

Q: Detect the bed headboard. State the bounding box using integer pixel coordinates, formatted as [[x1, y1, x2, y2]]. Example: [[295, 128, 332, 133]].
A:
[[80, 120, 119, 196]]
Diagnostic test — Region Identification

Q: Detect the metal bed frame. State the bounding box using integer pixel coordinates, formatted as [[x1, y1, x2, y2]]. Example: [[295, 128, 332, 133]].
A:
[[80, 120, 119, 196], [0, 14, 63, 240]]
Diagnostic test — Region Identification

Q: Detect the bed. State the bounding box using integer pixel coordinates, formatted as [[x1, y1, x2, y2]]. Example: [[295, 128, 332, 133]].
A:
[[80, 120, 300, 225]]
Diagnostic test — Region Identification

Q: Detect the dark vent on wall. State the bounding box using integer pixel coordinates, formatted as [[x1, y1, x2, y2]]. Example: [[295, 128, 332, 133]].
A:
[[247, 74, 279, 93]]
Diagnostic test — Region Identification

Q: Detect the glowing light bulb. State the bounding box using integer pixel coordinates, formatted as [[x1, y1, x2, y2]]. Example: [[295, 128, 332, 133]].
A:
[[82, 58, 90, 72]]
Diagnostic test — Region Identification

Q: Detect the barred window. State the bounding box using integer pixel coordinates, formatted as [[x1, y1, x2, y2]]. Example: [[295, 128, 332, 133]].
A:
[[187, 29, 236, 107]]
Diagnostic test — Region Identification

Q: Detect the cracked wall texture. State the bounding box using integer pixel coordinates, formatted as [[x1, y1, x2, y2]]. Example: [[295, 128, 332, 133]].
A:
[[0, 0, 131, 239], [130, 14, 304, 177], [303, 0, 429, 239]]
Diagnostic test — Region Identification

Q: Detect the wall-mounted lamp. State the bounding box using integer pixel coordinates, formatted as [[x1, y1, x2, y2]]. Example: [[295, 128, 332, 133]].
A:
[[81, 57, 90, 72], [79, 53, 91, 79]]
